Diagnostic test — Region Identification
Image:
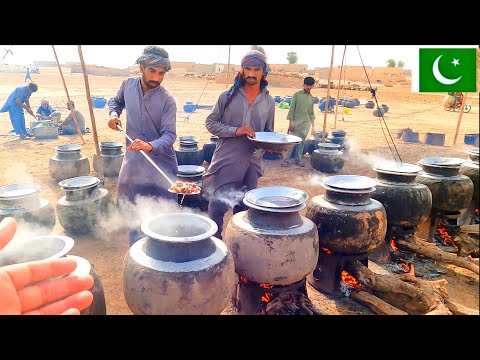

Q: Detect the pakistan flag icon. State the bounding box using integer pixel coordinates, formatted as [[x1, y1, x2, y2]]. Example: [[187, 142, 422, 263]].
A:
[[419, 48, 476, 92]]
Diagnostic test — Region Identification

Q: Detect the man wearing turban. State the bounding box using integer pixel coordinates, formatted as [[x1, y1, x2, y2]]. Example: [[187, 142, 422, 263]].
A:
[[108, 46, 178, 246], [203, 49, 275, 239]]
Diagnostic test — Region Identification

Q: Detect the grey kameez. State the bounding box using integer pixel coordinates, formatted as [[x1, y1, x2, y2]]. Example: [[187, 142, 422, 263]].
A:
[[108, 77, 178, 205], [203, 87, 275, 194]]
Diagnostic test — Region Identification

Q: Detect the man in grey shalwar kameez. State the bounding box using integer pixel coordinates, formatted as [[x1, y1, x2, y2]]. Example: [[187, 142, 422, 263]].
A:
[[203, 50, 275, 239], [108, 46, 178, 245]]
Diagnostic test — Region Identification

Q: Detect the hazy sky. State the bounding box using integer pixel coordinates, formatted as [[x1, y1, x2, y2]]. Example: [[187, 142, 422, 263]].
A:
[[0, 45, 477, 70]]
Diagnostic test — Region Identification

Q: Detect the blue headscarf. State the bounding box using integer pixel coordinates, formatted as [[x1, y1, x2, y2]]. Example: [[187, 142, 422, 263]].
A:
[[225, 50, 269, 108]]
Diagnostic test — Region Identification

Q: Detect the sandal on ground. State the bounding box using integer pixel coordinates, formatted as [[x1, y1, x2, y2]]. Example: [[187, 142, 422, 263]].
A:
[[295, 160, 306, 167], [281, 160, 289, 167]]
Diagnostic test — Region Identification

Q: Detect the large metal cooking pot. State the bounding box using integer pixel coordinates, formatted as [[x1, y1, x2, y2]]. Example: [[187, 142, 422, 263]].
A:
[[224, 186, 319, 285], [0, 182, 55, 233], [459, 148, 479, 204], [175, 136, 204, 166], [49, 144, 90, 181], [123, 213, 236, 315], [93, 141, 125, 178], [311, 142, 344, 173]]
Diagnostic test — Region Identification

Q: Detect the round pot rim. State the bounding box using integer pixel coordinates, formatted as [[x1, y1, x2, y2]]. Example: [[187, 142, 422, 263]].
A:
[[55, 144, 81, 152], [0, 182, 41, 200], [0, 235, 75, 263], [141, 213, 218, 243], [418, 157, 465, 169]]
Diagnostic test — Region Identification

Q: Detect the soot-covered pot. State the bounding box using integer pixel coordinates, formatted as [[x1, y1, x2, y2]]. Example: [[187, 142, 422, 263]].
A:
[[0, 234, 106, 315], [223, 186, 319, 285], [202, 136, 218, 164], [174, 165, 205, 209], [93, 141, 125, 178], [416, 157, 474, 212], [459, 148, 479, 204], [175, 136, 204, 166], [49, 144, 90, 181], [123, 213, 236, 315], [0, 183, 55, 233], [310, 142, 344, 173], [56, 176, 115, 234], [371, 162, 432, 227], [306, 175, 387, 254]]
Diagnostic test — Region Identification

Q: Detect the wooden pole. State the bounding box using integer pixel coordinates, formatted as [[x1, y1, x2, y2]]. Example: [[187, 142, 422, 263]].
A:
[[77, 45, 103, 177], [226, 45, 231, 89], [333, 45, 347, 129], [51, 46, 85, 144], [453, 93, 468, 145], [321, 45, 335, 143]]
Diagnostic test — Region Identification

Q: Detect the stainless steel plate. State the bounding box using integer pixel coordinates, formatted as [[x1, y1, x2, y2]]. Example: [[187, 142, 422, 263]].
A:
[[243, 197, 306, 213], [418, 157, 465, 168], [58, 176, 101, 190], [0, 183, 41, 199], [323, 175, 376, 191], [373, 162, 422, 175], [177, 165, 205, 176], [249, 132, 302, 144], [245, 186, 308, 208]]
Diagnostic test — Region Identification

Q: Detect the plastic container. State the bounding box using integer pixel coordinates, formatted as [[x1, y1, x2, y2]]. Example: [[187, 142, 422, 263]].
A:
[[91, 97, 107, 108]]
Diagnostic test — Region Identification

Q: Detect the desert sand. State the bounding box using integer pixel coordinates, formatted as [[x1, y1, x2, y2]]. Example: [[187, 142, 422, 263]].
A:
[[0, 66, 478, 315]]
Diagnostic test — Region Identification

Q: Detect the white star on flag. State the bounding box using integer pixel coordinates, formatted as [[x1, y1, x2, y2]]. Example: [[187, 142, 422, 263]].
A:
[[452, 58, 460, 67]]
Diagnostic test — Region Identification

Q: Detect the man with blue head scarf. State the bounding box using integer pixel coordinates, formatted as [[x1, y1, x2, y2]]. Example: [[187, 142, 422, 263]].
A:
[[0, 82, 37, 139], [203, 49, 275, 239], [108, 46, 178, 246]]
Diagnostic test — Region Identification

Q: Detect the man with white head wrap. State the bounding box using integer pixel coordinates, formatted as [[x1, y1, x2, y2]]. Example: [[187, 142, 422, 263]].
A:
[[108, 46, 178, 246]]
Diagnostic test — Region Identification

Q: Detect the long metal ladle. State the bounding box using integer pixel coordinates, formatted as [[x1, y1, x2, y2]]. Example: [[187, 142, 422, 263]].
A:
[[116, 125, 174, 186]]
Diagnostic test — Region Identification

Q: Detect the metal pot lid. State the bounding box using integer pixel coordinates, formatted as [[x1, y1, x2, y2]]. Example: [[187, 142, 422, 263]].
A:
[[177, 165, 205, 176], [317, 143, 341, 149], [100, 141, 123, 148], [0, 183, 41, 199], [55, 144, 81, 152], [58, 176, 101, 191], [373, 162, 422, 175], [467, 148, 479, 156], [322, 184, 375, 194], [331, 129, 346, 136], [249, 132, 302, 145], [418, 157, 465, 168], [243, 197, 306, 213], [322, 175, 376, 191], [245, 186, 308, 208]]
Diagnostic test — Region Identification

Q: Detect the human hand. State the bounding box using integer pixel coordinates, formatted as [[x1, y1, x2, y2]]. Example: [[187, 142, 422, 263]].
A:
[[235, 125, 255, 138], [0, 217, 94, 315], [127, 139, 153, 152], [288, 121, 295, 133], [108, 116, 122, 130]]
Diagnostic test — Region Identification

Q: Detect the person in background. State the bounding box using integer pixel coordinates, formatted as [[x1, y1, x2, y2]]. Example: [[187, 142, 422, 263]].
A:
[[25, 67, 32, 82], [282, 76, 316, 167], [203, 50, 275, 240], [36, 98, 61, 123], [108, 45, 178, 246], [0, 217, 94, 315], [0, 82, 37, 139], [59, 100, 85, 134]]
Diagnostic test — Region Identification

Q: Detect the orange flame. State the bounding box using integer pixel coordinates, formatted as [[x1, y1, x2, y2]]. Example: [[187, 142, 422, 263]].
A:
[[475, 208, 479, 216], [322, 247, 332, 254], [261, 293, 273, 303], [239, 275, 248, 283], [259, 283, 274, 289], [390, 238, 399, 251], [341, 270, 362, 289], [389, 237, 412, 272], [436, 222, 458, 249]]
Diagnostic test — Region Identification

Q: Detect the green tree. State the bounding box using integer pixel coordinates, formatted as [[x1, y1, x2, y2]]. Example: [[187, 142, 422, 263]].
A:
[[386, 59, 396, 67], [397, 60, 405, 68], [287, 52, 298, 64], [249, 45, 271, 73]]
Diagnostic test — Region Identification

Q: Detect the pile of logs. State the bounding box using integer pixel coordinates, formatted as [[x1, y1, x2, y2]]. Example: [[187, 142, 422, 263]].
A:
[[260, 292, 321, 315]]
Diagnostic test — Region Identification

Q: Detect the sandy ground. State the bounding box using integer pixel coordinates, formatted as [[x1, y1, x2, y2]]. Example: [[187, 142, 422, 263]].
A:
[[0, 67, 478, 315]]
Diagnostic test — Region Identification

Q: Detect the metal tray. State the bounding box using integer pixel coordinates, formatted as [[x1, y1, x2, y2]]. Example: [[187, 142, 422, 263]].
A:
[[243, 198, 306, 213], [248, 132, 301, 152], [0, 183, 41, 199], [58, 176, 101, 191], [177, 165, 205, 176], [322, 175, 376, 191], [418, 157, 465, 168], [373, 162, 422, 175], [244, 186, 308, 208]]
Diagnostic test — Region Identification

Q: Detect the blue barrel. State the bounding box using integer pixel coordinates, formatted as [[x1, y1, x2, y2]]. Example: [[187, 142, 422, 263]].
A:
[[183, 102, 197, 113], [313, 97, 319, 104], [464, 134, 479, 145], [283, 96, 292, 105], [274, 96, 283, 103], [91, 97, 107, 108]]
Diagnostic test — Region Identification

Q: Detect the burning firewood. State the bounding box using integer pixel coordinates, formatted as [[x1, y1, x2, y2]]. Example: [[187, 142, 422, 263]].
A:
[[261, 292, 321, 315], [346, 261, 452, 315], [443, 298, 480, 315], [453, 232, 479, 258], [396, 236, 479, 275]]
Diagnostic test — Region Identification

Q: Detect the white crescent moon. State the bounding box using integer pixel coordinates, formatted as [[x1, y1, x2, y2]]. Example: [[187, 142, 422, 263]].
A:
[[432, 55, 461, 85]]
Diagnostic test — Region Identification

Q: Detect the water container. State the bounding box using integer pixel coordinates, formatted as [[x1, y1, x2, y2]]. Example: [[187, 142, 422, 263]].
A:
[[464, 134, 479, 146], [313, 97, 319, 104], [91, 97, 107, 108], [283, 96, 292, 105], [183, 102, 197, 113], [365, 100, 375, 109], [274, 96, 283, 103]]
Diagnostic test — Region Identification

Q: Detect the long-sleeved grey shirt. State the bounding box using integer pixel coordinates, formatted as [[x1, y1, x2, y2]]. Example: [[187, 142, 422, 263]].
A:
[[108, 77, 178, 203], [203, 86, 275, 194]]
